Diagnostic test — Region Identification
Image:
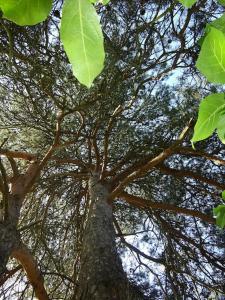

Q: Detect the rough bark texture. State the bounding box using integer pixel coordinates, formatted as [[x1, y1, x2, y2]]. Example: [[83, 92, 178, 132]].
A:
[[0, 222, 20, 276], [75, 173, 143, 300], [0, 192, 23, 276]]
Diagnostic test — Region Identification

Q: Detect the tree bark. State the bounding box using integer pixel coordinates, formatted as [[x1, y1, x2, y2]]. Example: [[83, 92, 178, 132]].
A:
[[75, 173, 143, 300], [0, 222, 20, 276], [0, 193, 23, 277]]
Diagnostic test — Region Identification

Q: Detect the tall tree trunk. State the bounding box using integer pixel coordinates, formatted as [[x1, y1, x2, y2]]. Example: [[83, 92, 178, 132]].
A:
[[75, 173, 143, 300], [0, 193, 22, 276], [0, 222, 20, 276]]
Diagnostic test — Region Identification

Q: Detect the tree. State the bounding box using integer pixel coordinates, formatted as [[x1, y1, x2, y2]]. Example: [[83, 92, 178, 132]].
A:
[[0, 0, 225, 299]]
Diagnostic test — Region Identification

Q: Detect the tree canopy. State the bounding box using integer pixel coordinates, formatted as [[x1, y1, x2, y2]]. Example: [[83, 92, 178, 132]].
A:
[[0, 1, 225, 299]]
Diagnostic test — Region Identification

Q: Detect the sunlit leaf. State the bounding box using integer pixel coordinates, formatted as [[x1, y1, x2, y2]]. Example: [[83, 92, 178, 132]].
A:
[[191, 93, 225, 143], [196, 27, 225, 83], [61, 0, 105, 88], [213, 205, 225, 228], [211, 13, 225, 35], [178, 0, 197, 8], [0, 0, 52, 25]]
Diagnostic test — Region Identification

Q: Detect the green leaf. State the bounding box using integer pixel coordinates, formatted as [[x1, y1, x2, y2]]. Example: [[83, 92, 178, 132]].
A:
[[222, 190, 225, 201], [213, 204, 225, 228], [217, 116, 225, 142], [61, 0, 105, 88], [218, 0, 225, 5], [178, 0, 197, 8], [210, 13, 225, 35], [191, 93, 225, 143], [88, 0, 110, 4], [196, 26, 225, 83], [0, 0, 52, 26]]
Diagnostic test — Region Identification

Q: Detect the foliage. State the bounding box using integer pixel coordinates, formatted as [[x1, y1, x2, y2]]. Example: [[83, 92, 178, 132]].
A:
[[61, 0, 104, 88], [0, 0, 105, 87], [213, 205, 225, 227], [0, 0, 225, 299], [213, 190, 225, 228], [179, 0, 197, 8], [191, 93, 225, 143], [196, 27, 225, 83], [0, 0, 52, 25], [182, 0, 225, 226]]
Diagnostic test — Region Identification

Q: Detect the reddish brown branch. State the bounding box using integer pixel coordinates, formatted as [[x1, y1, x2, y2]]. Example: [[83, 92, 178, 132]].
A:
[[158, 164, 225, 190], [0, 149, 36, 161], [119, 191, 215, 224], [12, 244, 49, 300], [109, 120, 193, 200], [110, 147, 174, 199], [23, 114, 65, 193]]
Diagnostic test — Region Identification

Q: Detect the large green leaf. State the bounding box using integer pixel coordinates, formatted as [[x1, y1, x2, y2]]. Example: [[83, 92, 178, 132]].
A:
[[61, 0, 105, 88], [192, 93, 225, 143], [213, 204, 225, 228], [0, 0, 52, 25], [179, 0, 197, 8], [211, 13, 225, 35], [196, 27, 225, 83]]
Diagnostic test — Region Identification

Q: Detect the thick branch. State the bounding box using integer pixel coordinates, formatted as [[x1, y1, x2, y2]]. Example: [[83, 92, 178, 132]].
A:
[[23, 114, 64, 193], [110, 147, 175, 200], [12, 243, 49, 300], [119, 191, 215, 224], [0, 149, 36, 161], [158, 164, 225, 190], [110, 120, 193, 199]]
